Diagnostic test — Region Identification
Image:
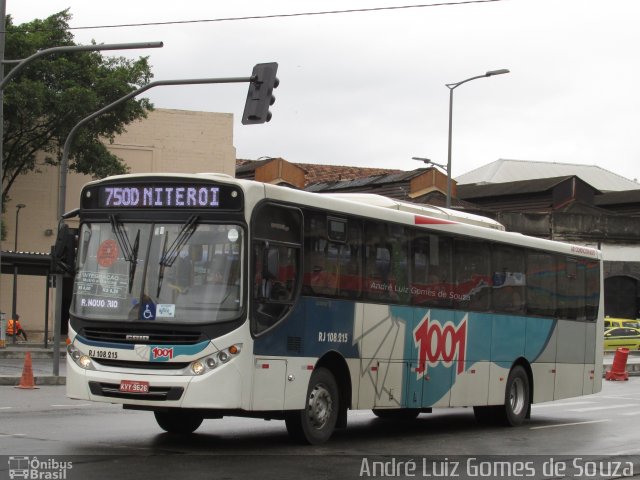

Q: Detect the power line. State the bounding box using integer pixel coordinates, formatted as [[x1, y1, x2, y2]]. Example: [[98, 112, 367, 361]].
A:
[[10, 0, 505, 33]]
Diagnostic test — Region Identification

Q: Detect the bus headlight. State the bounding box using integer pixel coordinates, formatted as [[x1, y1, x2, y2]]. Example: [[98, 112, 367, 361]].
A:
[[191, 361, 206, 376], [189, 343, 242, 376], [79, 355, 93, 369], [67, 344, 95, 370]]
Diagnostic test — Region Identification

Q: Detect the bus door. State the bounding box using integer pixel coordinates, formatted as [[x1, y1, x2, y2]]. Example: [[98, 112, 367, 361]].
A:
[[250, 203, 303, 410]]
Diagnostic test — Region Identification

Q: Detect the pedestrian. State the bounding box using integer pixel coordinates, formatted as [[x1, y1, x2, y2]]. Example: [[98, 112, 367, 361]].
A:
[[7, 314, 28, 341]]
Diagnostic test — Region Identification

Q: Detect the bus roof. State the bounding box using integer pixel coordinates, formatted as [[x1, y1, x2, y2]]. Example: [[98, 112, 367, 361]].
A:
[[322, 193, 505, 231], [82, 172, 602, 260]]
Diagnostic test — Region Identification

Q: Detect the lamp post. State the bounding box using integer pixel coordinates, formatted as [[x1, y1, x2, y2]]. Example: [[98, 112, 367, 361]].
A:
[[13, 203, 25, 250], [412, 156, 447, 171], [445, 68, 509, 208], [412, 156, 449, 206], [11, 203, 25, 343]]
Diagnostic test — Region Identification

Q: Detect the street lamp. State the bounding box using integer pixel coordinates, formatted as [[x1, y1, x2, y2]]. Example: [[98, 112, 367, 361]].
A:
[[14, 203, 26, 250], [11, 203, 26, 343], [445, 68, 509, 208], [412, 156, 447, 171]]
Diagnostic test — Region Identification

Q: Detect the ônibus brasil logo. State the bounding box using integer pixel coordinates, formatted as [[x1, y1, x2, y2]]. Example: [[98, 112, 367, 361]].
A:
[[413, 312, 467, 378]]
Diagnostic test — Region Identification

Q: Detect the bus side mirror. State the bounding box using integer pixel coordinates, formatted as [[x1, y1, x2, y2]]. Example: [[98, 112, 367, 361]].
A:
[[52, 223, 78, 275]]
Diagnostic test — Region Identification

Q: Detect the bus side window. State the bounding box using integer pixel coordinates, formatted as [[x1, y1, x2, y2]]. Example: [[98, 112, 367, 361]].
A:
[[584, 259, 600, 321], [364, 221, 392, 302], [338, 220, 362, 299], [492, 245, 526, 314], [303, 212, 362, 300], [453, 239, 491, 311], [526, 252, 556, 317], [557, 256, 586, 320], [303, 213, 332, 297], [251, 203, 302, 335], [411, 233, 452, 308]]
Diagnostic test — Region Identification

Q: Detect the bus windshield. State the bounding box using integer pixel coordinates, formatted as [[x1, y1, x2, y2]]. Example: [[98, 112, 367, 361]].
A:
[[72, 220, 244, 324]]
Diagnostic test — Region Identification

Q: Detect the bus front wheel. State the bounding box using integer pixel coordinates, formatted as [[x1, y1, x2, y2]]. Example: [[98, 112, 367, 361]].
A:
[[154, 410, 203, 434], [285, 367, 339, 444]]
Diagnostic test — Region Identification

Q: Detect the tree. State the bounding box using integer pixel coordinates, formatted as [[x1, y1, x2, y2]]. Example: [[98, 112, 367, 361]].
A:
[[1, 10, 154, 226]]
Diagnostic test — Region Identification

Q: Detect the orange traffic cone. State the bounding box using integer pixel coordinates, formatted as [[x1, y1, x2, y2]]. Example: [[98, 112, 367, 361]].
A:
[[15, 352, 39, 389], [605, 347, 629, 381]]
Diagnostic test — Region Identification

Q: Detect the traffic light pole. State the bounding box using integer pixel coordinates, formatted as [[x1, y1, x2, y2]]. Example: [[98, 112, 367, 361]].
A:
[[53, 69, 276, 374]]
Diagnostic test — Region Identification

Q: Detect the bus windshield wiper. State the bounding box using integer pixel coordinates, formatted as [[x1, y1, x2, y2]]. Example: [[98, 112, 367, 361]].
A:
[[110, 215, 140, 293], [157, 215, 199, 296], [129, 230, 140, 292], [156, 231, 170, 297]]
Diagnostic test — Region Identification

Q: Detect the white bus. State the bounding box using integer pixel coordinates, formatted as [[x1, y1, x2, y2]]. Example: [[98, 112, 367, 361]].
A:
[[64, 173, 603, 444]]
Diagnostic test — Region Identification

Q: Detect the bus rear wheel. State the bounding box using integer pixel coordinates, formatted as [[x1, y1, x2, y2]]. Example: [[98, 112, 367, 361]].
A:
[[285, 367, 339, 444], [473, 365, 530, 426], [154, 410, 203, 434], [502, 365, 530, 426]]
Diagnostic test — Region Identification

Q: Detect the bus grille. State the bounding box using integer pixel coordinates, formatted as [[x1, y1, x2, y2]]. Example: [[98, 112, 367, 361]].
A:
[[93, 359, 191, 370], [82, 327, 203, 345], [89, 382, 184, 401]]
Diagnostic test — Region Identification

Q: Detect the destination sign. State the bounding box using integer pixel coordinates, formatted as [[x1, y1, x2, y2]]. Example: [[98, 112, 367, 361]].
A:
[[101, 185, 219, 208], [86, 182, 243, 211]]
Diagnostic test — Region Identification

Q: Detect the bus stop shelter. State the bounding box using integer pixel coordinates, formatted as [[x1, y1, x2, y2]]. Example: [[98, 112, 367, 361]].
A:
[[0, 250, 54, 346]]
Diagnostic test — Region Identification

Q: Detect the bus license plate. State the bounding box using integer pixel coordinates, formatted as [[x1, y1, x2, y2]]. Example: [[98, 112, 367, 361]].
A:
[[119, 380, 150, 393]]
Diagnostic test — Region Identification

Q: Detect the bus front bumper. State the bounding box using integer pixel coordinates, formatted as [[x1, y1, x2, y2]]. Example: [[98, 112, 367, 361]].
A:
[[66, 356, 244, 410]]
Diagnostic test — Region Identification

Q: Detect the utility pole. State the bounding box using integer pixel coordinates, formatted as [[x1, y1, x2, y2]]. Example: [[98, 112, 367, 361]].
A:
[[1, 0, 7, 273]]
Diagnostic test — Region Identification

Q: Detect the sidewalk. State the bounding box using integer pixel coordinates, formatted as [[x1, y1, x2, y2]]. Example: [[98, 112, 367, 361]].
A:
[[0, 341, 66, 386]]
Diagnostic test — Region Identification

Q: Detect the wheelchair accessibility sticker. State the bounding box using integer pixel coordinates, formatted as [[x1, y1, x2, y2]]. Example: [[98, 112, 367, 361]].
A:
[[141, 302, 156, 320]]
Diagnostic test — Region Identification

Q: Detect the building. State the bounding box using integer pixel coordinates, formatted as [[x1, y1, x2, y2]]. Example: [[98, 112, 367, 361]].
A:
[[1, 109, 236, 338], [456, 158, 640, 192], [236, 158, 453, 205]]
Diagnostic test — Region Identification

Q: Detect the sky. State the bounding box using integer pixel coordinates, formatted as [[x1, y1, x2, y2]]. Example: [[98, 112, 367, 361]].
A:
[[7, 0, 640, 182]]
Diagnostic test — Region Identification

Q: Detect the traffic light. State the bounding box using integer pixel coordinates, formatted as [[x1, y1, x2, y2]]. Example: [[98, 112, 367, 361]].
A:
[[242, 62, 279, 125]]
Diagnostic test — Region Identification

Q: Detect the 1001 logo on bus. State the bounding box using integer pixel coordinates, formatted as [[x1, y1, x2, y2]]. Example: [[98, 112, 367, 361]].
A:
[[152, 347, 174, 360], [413, 313, 467, 378]]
